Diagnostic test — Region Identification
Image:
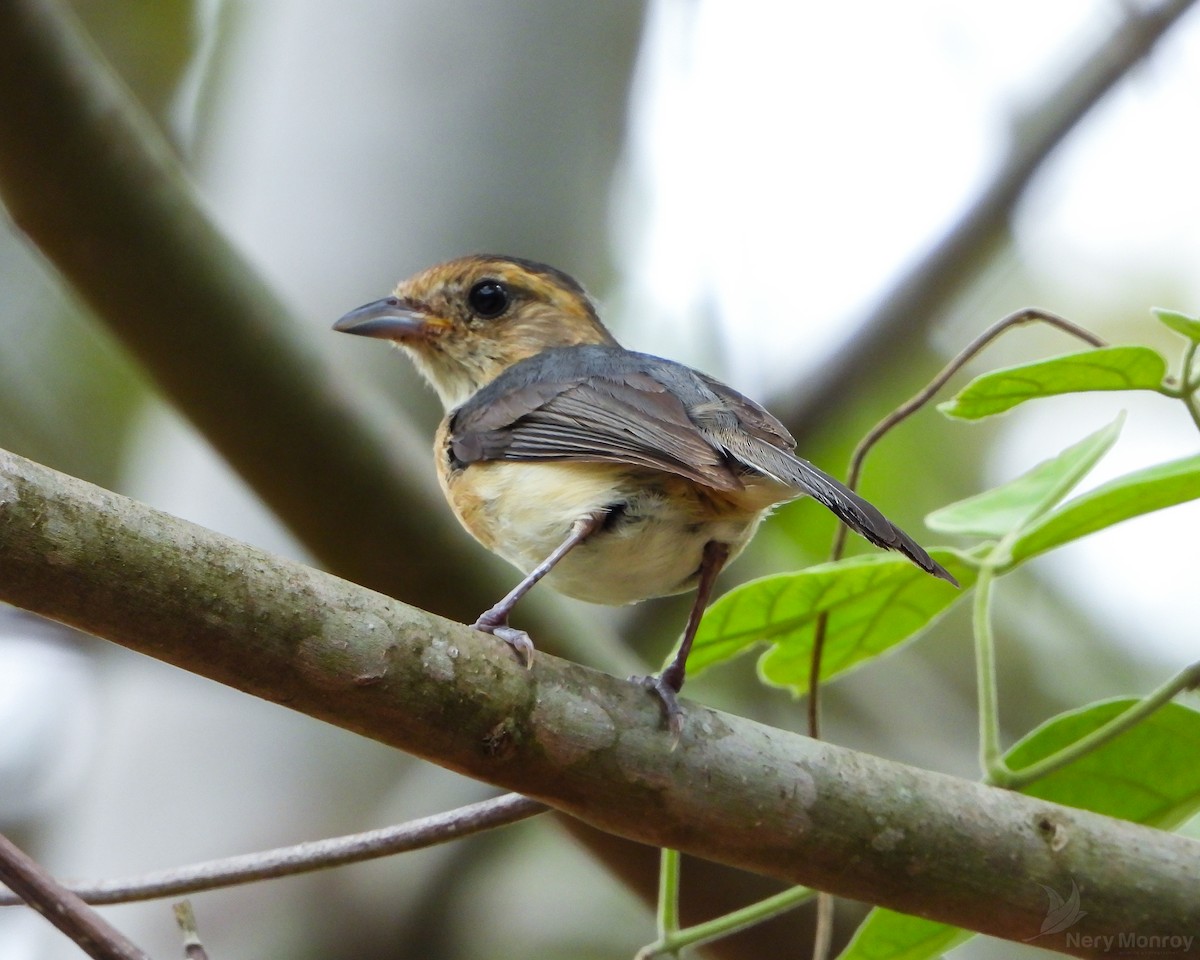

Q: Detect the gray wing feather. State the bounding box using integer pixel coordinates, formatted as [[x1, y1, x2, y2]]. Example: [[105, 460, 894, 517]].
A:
[[449, 346, 954, 582], [449, 350, 742, 489]]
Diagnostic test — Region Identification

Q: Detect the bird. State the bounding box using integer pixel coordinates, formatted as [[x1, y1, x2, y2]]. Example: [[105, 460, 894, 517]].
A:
[[334, 254, 955, 731]]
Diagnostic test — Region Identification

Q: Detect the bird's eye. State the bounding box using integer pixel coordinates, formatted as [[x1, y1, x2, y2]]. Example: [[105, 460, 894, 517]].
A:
[[467, 280, 510, 319]]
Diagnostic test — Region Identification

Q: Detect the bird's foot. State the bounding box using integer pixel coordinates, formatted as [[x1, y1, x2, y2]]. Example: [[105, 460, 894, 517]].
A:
[[472, 609, 535, 668], [634, 672, 684, 741]]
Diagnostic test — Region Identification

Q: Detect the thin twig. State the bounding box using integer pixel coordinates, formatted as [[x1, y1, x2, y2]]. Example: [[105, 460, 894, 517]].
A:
[[847, 309, 1104, 496], [173, 901, 209, 960], [0, 831, 150, 960], [802, 309, 1106, 955], [808, 307, 1103, 735], [0, 794, 545, 906]]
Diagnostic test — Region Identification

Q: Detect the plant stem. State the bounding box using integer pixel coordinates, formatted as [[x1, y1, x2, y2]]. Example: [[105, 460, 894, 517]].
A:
[[993, 661, 1200, 790], [811, 892, 834, 960], [635, 848, 681, 958], [638, 884, 816, 958], [974, 564, 1007, 781], [1180, 339, 1200, 433], [658, 848, 681, 943]]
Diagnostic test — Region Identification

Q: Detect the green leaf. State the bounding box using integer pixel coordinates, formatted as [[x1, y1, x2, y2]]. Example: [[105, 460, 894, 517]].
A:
[[835, 909, 971, 960], [925, 416, 1123, 538], [1010, 454, 1200, 564], [690, 551, 970, 691], [1007, 699, 1200, 828], [840, 699, 1200, 959], [938, 346, 1168, 420], [1153, 307, 1200, 343]]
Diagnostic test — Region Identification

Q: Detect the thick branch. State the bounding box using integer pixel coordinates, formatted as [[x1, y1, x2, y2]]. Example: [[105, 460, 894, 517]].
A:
[[1, 447, 1197, 957]]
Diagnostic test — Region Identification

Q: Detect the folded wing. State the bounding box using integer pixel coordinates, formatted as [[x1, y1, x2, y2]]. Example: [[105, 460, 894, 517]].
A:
[[449, 346, 954, 582]]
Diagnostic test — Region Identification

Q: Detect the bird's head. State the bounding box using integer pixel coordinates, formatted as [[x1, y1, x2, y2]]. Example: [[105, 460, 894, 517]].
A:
[[334, 254, 618, 410]]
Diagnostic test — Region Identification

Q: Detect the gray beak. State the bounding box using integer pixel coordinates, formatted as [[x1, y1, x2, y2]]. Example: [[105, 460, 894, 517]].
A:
[[333, 298, 429, 340]]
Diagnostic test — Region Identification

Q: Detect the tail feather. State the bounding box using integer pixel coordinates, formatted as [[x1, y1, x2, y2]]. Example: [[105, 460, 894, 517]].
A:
[[800, 462, 957, 585], [724, 434, 958, 585]]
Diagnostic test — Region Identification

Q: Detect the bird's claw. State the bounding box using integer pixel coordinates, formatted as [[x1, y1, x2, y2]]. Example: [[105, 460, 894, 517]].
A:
[[472, 614, 535, 668], [492, 626, 535, 667], [633, 673, 684, 742]]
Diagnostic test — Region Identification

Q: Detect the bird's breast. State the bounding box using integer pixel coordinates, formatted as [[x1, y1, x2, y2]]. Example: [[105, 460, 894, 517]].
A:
[[438, 456, 786, 606]]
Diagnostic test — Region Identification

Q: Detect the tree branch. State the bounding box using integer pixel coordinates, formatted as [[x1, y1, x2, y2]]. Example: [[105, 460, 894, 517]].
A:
[[0, 794, 544, 906], [0, 831, 149, 960], [2, 446, 1197, 957]]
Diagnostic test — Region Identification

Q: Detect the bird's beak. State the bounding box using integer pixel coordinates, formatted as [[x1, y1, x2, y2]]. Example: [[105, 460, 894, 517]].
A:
[[333, 298, 432, 341]]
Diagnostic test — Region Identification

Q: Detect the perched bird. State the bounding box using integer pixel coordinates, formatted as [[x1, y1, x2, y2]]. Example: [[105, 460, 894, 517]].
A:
[[335, 255, 954, 729]]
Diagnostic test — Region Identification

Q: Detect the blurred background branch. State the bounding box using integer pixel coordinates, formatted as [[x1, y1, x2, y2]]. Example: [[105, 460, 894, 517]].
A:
[[1, 0, 1197, 957]]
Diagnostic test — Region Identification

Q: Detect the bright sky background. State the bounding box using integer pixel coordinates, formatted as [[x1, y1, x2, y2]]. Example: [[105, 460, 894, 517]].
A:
[[622, 0, 1200, 368]]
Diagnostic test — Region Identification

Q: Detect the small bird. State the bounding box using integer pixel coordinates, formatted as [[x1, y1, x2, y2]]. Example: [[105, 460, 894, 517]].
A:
[[335, 255, 955, 730]]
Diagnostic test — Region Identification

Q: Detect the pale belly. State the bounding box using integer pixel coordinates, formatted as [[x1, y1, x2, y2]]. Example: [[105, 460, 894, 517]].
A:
[[442, 460, 791, 606]]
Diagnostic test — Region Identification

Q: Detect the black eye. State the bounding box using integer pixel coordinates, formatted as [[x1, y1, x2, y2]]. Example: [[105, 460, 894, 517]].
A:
[[467, 280, 509, 319]]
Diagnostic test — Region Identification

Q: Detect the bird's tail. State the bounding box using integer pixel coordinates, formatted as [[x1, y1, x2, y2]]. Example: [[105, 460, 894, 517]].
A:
[[727, 436, 958, 585]]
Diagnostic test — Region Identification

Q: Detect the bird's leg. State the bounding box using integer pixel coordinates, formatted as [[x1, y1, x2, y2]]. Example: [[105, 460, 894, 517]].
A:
[[639, 540, 730, 736], [472, 510, 609, 667]]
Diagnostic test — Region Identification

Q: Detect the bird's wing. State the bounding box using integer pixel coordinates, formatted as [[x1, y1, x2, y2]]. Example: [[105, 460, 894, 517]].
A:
[[450, 346, 956, 582], [447, 346, 745, 490], [682, 372, 953, 580]]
